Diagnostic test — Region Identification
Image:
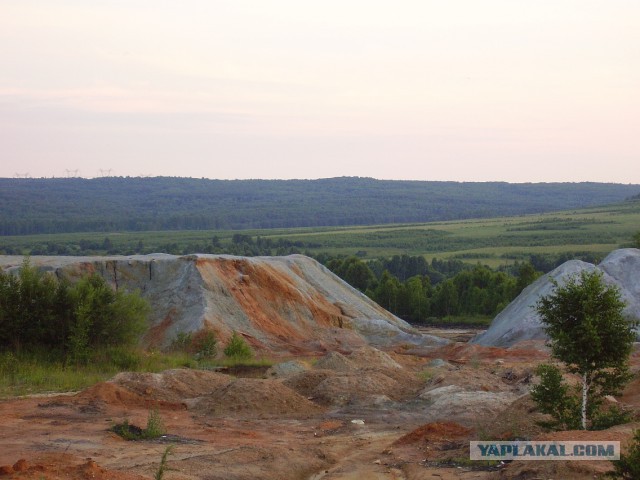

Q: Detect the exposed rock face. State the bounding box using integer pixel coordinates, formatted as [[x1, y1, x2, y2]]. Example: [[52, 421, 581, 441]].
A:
[[472, 248, 640, 347], [0, 254, 447, 354]]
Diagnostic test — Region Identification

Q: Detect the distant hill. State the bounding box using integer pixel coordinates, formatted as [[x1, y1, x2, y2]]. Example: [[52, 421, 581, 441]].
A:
[[1, 177, 639, 235]]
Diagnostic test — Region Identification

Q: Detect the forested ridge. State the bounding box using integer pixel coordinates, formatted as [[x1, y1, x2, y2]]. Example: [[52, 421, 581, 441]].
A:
[[1, 176, 639, 235]]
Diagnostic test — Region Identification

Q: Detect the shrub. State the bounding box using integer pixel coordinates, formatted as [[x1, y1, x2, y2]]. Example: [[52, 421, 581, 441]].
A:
[[608, 429, 640, 479], [169, 332, 193, 352], [530, 364, 581, 430], [223, 332, 253, 361], [193, 331, 217, 359]]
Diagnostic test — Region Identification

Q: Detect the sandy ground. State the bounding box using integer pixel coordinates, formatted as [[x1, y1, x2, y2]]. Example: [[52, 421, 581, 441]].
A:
[[2, 334, 639, 480]]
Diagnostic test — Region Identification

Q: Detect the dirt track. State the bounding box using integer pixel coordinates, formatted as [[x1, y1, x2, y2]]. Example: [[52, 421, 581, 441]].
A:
[[2, 340, 639, 480]]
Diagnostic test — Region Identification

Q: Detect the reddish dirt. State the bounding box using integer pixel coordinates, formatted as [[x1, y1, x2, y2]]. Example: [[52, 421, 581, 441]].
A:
[[393, 422, 473, 446], [3, 339, 639, 480]]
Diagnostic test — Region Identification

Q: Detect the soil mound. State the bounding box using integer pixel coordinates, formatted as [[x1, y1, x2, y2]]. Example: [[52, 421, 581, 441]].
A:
[[393, 421, 472, 446], [432, 342, 547, 364], [418, 385, 518, 425], [314, 352, 356, 372], [0, 454, 147, 480], [311, 371, 402, 406], [75, 382, 182, 410], [480, 394, 548, 441], [283, 370, 334, 398], [193, 378, 324, 418], [110, 369, 232, 403], [348, 346, 402, 370]]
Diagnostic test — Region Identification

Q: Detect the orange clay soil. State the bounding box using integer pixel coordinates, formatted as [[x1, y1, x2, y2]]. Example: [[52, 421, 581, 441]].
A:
[[2, 340, 640, 480]]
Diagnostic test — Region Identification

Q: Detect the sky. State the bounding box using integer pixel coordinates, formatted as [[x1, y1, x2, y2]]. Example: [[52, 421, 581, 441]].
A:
[[1, 1, 639, 183]]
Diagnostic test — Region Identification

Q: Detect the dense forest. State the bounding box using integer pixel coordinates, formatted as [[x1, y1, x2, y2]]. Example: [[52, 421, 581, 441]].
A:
[[1, 177, 638, 235]]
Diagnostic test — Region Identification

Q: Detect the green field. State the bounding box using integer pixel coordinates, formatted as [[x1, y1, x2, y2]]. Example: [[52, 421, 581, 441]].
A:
[[1, 200, 639, 268]]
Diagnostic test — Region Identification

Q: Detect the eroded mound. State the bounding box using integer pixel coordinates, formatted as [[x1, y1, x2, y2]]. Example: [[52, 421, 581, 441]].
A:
[[311, 371, 403, 406], [348, 346, 402, 370], [393, 421, 473, 446], [0, 454, 147, 480], [75, 382, 183, 410], [283, 370, 334, 398], [193, 378, 324, 418], [313, 351, 356, 372], [110, 369, 232, 404], [284, 347, 422, 407]]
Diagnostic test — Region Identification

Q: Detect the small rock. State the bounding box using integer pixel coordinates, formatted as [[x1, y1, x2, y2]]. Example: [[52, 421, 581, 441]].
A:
[[373, 459, 381, 465], [351, 419, 365, 425]]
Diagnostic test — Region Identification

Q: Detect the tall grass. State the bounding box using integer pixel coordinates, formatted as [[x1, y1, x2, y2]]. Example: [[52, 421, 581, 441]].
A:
[[0, 347, 196, 398], [0, 347, 275, 398]]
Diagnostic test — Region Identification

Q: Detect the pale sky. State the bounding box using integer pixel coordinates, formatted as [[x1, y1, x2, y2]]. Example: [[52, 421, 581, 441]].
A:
[[1, 1, 639, 182]]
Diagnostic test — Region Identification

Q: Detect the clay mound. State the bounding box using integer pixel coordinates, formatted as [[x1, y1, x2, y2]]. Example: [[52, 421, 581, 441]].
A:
[[75, 382, 182, 410], [314, 352, 356, 372], [282, 369, 335, 398], [479, 394, 549, 441], [110, 369, 232, 403], [348, 346, 402, 370], [194, 378, 324, 418], [432, 342, 547, 365], [0, 454, 147, 480], [311, 371, 403, 406], [3, 254, 447, 354], [393, 421, 472, 446], [418, 385, 518, 425]]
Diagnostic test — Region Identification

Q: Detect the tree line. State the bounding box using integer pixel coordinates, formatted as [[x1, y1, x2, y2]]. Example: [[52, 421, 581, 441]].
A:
[[1, 177, 638, 235], [326, 255, 541, 323], [0, 259, 149, 363]]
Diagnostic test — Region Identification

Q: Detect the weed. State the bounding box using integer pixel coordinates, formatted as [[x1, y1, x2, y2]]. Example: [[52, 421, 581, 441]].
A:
[[154, 445, 174, 480], [417, 368, 434, 383], [193, 331, 217, 359], [145, 408, 166, 439], [111, 409, 166, 441]]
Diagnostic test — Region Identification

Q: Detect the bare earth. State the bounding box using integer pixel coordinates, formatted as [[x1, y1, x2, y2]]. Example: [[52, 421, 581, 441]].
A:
[[2, 334, 640, 480]]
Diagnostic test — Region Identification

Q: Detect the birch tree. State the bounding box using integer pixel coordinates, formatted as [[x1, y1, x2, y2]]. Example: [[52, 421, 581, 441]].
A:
[[534, 270, 635, 430]]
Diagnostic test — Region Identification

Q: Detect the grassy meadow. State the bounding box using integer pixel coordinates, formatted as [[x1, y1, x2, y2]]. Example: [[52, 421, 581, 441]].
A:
[[1, 199, 638, 268]]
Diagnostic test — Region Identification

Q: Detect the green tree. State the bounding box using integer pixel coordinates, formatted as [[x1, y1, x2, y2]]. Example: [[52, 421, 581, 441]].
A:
[[0, 259, 149, 362], [534, 270, 636, 430], [515, 262, 541, 295], [432, 279, 459, 317], [374, 270, 402, 312], [0, 257, 71, 351], [68, 274, 149, 349], [327, 256, 376, 292], [223, 331, 253, 361], [403, 275, 431, 322]]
